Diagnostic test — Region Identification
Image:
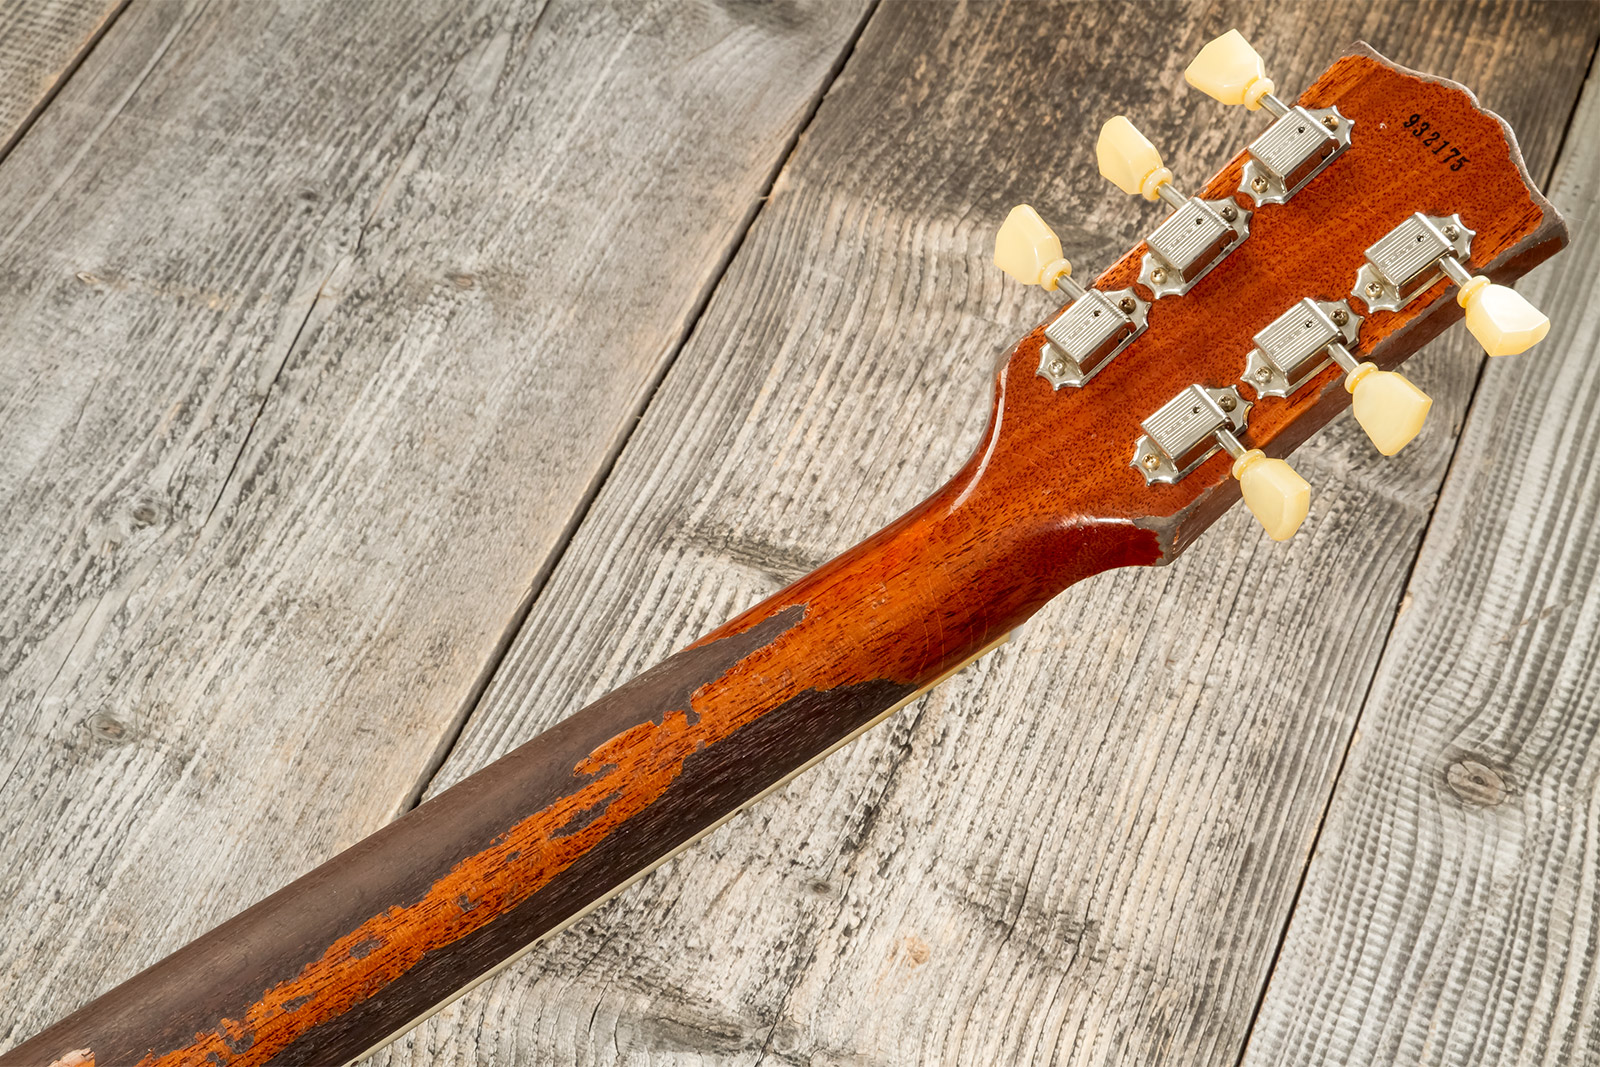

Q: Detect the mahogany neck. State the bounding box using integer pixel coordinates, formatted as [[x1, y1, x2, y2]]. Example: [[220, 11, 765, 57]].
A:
[[3, 424, 1151, 1067]]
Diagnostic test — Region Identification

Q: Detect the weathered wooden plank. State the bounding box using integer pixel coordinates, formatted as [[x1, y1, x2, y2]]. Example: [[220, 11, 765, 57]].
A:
[[1241, 55, 1600, 1067], [375, 2, 1597, 1064], [0, 0, 122, 159], [0, 0, 868, 1050]]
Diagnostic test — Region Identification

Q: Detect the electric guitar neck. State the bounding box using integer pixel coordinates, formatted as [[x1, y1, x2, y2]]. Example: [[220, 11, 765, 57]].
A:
[[5, 37, 1566, 1067]]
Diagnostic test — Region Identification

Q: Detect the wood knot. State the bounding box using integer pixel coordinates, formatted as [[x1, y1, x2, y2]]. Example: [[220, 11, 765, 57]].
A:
[[767, 1022, 802, 1057], [1446, 759, 1508, 807], [87, 712, 132, 745], [128, 495, 164, 529]]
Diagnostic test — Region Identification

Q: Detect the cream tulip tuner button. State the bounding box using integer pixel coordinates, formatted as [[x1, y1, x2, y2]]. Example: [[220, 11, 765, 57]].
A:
[[1343, 363, 1433, 456], [1231, 450, 1310, 542], [994, 205, 1073, 291], [1097, 116, 1172, 201], [1184, 29, 1276, 110], [1455, 275, 1551, 357]]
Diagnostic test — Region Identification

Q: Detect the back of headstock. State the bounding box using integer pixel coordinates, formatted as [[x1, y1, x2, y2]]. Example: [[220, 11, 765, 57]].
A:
[[990, 33, 1565, 560]]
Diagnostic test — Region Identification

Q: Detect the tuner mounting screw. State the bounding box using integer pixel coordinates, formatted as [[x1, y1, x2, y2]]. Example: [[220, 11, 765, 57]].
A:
[[1251, 175, 1269, 193], [1221, 205, 1238, 222], [1331, 308, 1350, 327], [1142, 454, 1161, 471], [1366, 281, 1383, 298], [1048, 358, 1067, 375], [1120, 296, 1137, 313], [1444, 224, 1460, 241], [1151, 267, 1168, 285], [1322, 114, 1339, 130], [1254, 367, 1272, 383], [1219, 394, 1238, 412]]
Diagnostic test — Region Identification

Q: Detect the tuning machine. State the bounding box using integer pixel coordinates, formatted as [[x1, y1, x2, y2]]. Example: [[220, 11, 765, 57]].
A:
[[1243, 297, 1433, 455], [1133, 384, 1250, 483], [1132, 384, 1308, 541], [1185, 30, 1352, 205], [1244, 298, 1361, 398], [1097, 117, 1250, 299], [993, 205, 1149, 388], [1354, 212, 1550, 356]]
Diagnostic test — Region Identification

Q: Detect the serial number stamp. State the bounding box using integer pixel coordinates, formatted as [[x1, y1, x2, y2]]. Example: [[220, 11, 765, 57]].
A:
[[1401, 113, 1469, 170]]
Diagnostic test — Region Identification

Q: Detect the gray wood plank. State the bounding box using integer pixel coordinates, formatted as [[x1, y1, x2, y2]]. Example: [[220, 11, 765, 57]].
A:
[[0, 0, 868, 1048], [1241, 51, 1600, 1067], [0, 0, 122, 159], [375, 2, 1597, 1064]]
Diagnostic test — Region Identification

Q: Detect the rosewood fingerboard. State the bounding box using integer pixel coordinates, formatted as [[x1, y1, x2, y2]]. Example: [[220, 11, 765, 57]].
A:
[[2, 43, 1565, 1067]]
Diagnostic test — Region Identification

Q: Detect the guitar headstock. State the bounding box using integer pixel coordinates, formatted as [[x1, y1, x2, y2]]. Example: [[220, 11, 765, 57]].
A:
[[984, 35, 1564, 562]]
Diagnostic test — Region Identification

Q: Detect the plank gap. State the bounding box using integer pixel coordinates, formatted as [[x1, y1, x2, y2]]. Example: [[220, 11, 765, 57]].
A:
[[398, 0, 886, 816], [0, 0, 128, 166], [1234, 25, 1600, 1067]]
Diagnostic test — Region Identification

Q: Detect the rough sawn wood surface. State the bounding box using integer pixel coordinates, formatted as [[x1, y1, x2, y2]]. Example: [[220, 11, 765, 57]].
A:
[[1244, 48, 1600, 1067], [375, 3, 1598, 1066], [0, 2, 1597, 1066], [0, 0, 869, 1052], [0, 0, 122, 159]]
